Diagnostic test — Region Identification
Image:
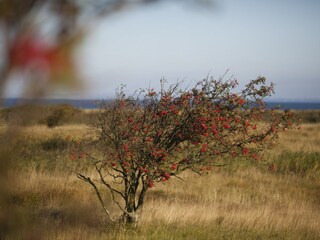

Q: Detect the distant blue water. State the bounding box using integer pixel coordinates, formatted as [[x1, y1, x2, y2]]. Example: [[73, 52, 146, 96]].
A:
[[1, 98, 320, 110], [265, 102, 320, 110], [1, 98, 101, 109]]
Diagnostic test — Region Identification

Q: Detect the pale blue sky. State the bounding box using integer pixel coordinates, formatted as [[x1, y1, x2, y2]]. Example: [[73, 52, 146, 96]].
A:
[[76, 0, 320, 100]]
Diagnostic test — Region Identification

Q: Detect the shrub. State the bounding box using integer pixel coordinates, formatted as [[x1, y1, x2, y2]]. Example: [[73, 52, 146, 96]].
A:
[[41, 137, 69, 151], [75, 77, 298, 224], [298, 110, 320, 123], [44, 104, 79, 128], [273, 151, 320, 176], [0, 104, 47, 126], [0, 104, 84, 126]]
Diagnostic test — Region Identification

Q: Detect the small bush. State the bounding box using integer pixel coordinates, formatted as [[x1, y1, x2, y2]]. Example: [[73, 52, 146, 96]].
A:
[[44, 104, 80, 128], [273, 151, 320, 176], [297, 110, 320, 123], [0, 104, 88, 126], [10, 192, 42, 208], [0, 104, 47, 126], [45, 110, 64, 128], [41, 137, 69, 151]]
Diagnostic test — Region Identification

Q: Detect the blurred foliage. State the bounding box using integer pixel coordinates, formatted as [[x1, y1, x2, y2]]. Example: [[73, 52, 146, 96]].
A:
[[0, 0, 213, 98]]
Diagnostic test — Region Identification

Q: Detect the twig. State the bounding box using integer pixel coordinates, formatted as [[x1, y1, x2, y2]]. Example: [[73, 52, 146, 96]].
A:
[[75, 172, 115, 222]]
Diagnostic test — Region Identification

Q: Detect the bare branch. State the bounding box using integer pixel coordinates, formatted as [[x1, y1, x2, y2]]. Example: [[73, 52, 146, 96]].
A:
[[75, 172, 115, 222], [95, 166, 135, 218]]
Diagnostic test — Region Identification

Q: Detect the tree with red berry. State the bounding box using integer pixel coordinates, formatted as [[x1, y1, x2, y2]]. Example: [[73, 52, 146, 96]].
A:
[[75, 76, 298, 224]]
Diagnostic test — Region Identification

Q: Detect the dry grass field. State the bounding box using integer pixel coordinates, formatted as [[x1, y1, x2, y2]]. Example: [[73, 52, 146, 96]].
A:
[[0, 116, 319, 239]]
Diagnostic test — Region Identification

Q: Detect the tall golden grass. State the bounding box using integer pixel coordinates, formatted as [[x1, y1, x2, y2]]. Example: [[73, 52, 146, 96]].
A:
[[2, 122, 320, 239]]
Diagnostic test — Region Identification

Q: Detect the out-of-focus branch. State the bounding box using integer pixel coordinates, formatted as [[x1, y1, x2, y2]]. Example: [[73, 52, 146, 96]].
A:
[[0, 0, 214, 99]]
